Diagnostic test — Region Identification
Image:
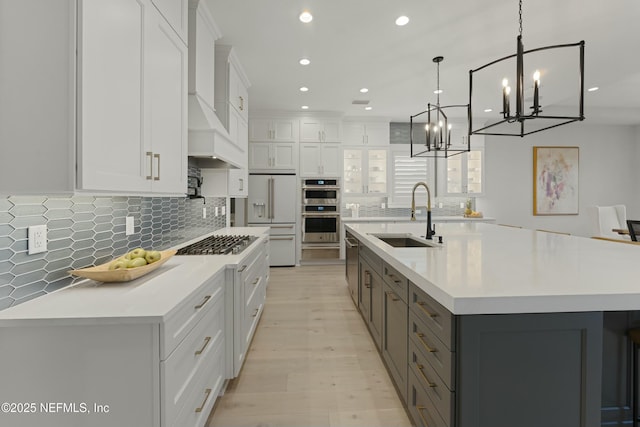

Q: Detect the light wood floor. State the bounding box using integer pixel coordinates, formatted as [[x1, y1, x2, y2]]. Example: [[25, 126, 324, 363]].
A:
[[206, 265, 412, 427]]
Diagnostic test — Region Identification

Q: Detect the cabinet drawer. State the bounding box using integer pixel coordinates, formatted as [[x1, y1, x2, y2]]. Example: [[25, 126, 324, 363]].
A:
[[237, 242, 263, 283], [162, 269, 225, 359], [408, 369, 449, 427], [382, 262, 408, 303], [409, 339, 454, 425], [409, 282, 455, 351], [162, 290, 225, 427], [171, 340, 226, 427], [409, 310, 455, 390], [359, 245, 382, 277]]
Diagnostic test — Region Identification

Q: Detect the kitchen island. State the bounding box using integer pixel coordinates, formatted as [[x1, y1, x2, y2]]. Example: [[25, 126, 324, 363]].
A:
[[346, 222, 640, 427]]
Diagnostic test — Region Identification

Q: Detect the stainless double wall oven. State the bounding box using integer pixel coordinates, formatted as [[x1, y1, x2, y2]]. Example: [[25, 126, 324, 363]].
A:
[[302, 179, 340, 244]]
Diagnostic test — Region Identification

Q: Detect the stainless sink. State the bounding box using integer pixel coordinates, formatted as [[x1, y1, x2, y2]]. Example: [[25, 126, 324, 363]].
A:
[[370, 233, 438, 248]]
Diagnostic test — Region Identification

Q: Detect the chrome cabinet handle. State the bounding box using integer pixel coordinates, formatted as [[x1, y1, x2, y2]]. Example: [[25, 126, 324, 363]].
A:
[[239, 96, 244, 111], [271, 225, 294, 229], [388, 273, 402, 285], [195, 336, 211, 355], [417, 301, 438, 318], [194, 295, 211, 310], [146, 151, 153, 180], [251, 308, 259, 317], [252, 277, 259, 285], [194, 388, 212, 413], [270, 236, 294, 241], [153, 153, 160, 181], [239, 178, 244, 191], [238, 264, 247, 273]]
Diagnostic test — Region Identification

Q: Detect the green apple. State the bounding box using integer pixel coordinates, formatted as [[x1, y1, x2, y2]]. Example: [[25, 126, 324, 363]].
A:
[[108, 260, 129, 270], [145, 250, 161, 264], [127, 257, 148, 268], [128, 248, 147, 259]]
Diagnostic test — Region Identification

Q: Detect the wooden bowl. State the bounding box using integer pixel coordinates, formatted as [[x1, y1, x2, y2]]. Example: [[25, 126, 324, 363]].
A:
[[69, 250, 177, 283]]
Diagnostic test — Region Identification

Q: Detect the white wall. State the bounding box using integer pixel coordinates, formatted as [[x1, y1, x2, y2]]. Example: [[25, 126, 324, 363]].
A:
[[475, 124, 640, 237]]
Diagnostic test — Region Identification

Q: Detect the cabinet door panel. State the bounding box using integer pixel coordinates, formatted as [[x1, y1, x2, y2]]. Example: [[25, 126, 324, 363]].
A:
[[147, 11, 187, 193], [272, 143, 295, 169], [299, 144, 320, 176], [151, 0, 188, 43], [322, 121, 341, 142], [344, 149, 363, 194], [300, 120, 322, 142], [249, 119, 272, 141], [249, 143, 271, 170], [79, 0, 149, 192], [273, 120, 295, 141], [365, 122, 390, 146], [321, 144, 341, 177]]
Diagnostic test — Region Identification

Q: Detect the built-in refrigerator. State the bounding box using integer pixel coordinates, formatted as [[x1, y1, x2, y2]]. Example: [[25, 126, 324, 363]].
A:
[[247, 173, 297, 266]]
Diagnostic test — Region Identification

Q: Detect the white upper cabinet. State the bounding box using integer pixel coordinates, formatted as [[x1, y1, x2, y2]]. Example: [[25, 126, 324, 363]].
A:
[[215, 45, 250, 143], [151, 0, 188, 44], [79, 0, 187, 194], [299, 143, 341, 177], [248, 142, 297, 172], [0, 0, 187, 195], [228, 62, 249, 122], [188, 0, 219, 112], [342, 122, 389, 146], [343, 148, 388, 196], [300, 118, 341, 143], [249, 118, 297, 142]]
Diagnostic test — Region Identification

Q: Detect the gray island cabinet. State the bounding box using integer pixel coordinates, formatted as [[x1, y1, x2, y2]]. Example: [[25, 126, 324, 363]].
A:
[[347, 222, 640, 427]]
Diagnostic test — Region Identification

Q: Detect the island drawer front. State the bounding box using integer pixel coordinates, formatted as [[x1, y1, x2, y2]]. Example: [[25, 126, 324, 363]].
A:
[[238, 242, 263, 283], [171, 339, 226, 427], [382, 261, 409, 303], [409, 339, 454, 425], [162, 290, 225, 427], [408, 369, 449, 427], [162, 269, 226, 359], [410, 282, 455, 351], [410, 310, 455, 390], [360, 244, 383, 277]]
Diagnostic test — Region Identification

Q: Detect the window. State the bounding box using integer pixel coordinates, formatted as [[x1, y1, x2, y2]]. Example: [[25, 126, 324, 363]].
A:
[[388, 146, 436, 207]]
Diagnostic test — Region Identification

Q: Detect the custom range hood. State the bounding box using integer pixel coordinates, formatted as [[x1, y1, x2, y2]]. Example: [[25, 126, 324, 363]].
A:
[[187, 0, 242, 169]]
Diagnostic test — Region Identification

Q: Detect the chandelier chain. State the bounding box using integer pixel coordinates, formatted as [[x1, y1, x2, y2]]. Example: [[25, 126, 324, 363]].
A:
[[436, 60, 440, 106], [518, 0, 523, 37]]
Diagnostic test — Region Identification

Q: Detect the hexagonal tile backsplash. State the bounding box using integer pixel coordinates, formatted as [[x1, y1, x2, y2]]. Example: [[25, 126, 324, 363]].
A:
[[0, 195, 226, 311]]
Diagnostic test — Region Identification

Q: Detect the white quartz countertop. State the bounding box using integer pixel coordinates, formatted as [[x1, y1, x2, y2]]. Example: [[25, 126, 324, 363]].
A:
[[0, 227, 269, 326], [346, 222, 640, 315], [342, 216, 495, 222]]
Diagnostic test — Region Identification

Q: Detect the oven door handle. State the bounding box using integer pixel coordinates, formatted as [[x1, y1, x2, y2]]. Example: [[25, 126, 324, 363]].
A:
[[302, 186, 341, 190], [302, 213, 340, 217]]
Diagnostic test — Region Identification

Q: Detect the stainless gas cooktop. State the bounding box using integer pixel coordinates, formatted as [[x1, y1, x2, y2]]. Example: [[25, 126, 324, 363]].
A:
[[176, 235, 257, 255]]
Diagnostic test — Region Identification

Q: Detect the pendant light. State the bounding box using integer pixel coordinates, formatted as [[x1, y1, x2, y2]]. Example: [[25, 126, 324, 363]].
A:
[[410, 56, 470, 159], [468, 0, 585, 137]]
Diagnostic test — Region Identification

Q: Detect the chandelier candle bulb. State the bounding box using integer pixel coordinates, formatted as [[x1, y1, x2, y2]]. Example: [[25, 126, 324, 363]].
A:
[[533, 70, 541, 114], [502, 78, 509, 117]]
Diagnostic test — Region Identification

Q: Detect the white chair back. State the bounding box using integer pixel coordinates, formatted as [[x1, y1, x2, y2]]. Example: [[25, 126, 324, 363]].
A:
[[590, 205, 628, 239]]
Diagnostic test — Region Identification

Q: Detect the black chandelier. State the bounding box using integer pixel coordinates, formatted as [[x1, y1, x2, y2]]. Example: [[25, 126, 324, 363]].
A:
[[468, 0, 585, 137], [410, 56, 470, 159]]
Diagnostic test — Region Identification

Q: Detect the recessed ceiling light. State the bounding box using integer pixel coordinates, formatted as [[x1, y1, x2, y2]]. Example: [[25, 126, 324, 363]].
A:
[[434, 89, 443, 94], [588, 87, 599, 92], [484, 108, 493, 113], [301, 105, 309, 110], [360, 88, 369, 93], [299, 86, 309, 92], [299, 58, 311, 66], [395, 16, 409, 26], [299, 11, 313, 23], [365, 106, 373, 111]]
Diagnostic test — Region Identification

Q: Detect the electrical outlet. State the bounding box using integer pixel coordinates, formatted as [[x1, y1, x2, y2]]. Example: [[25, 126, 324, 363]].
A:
[[460, 202, 465, 209], [214, 207, 219, 217], [415, 209, 422, 214], [125, 216, 135, 236], [222, 206, 226, 216], [202, 207, 207, 218], [381, 202, 386, 209], [28, 225, 47, 255], [438, 202, 443, 208]]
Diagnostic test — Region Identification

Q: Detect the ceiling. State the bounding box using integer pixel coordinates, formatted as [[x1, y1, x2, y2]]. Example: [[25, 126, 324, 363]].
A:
[[206, 0, 640, 125]]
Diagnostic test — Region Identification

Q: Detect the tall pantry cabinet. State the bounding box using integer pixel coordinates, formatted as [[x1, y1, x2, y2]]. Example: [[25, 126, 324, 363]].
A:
[[0, 0, 188, 195]]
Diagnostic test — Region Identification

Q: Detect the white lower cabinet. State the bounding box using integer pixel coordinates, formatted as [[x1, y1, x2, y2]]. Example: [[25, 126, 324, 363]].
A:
[[0, 233, 271, 427]]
